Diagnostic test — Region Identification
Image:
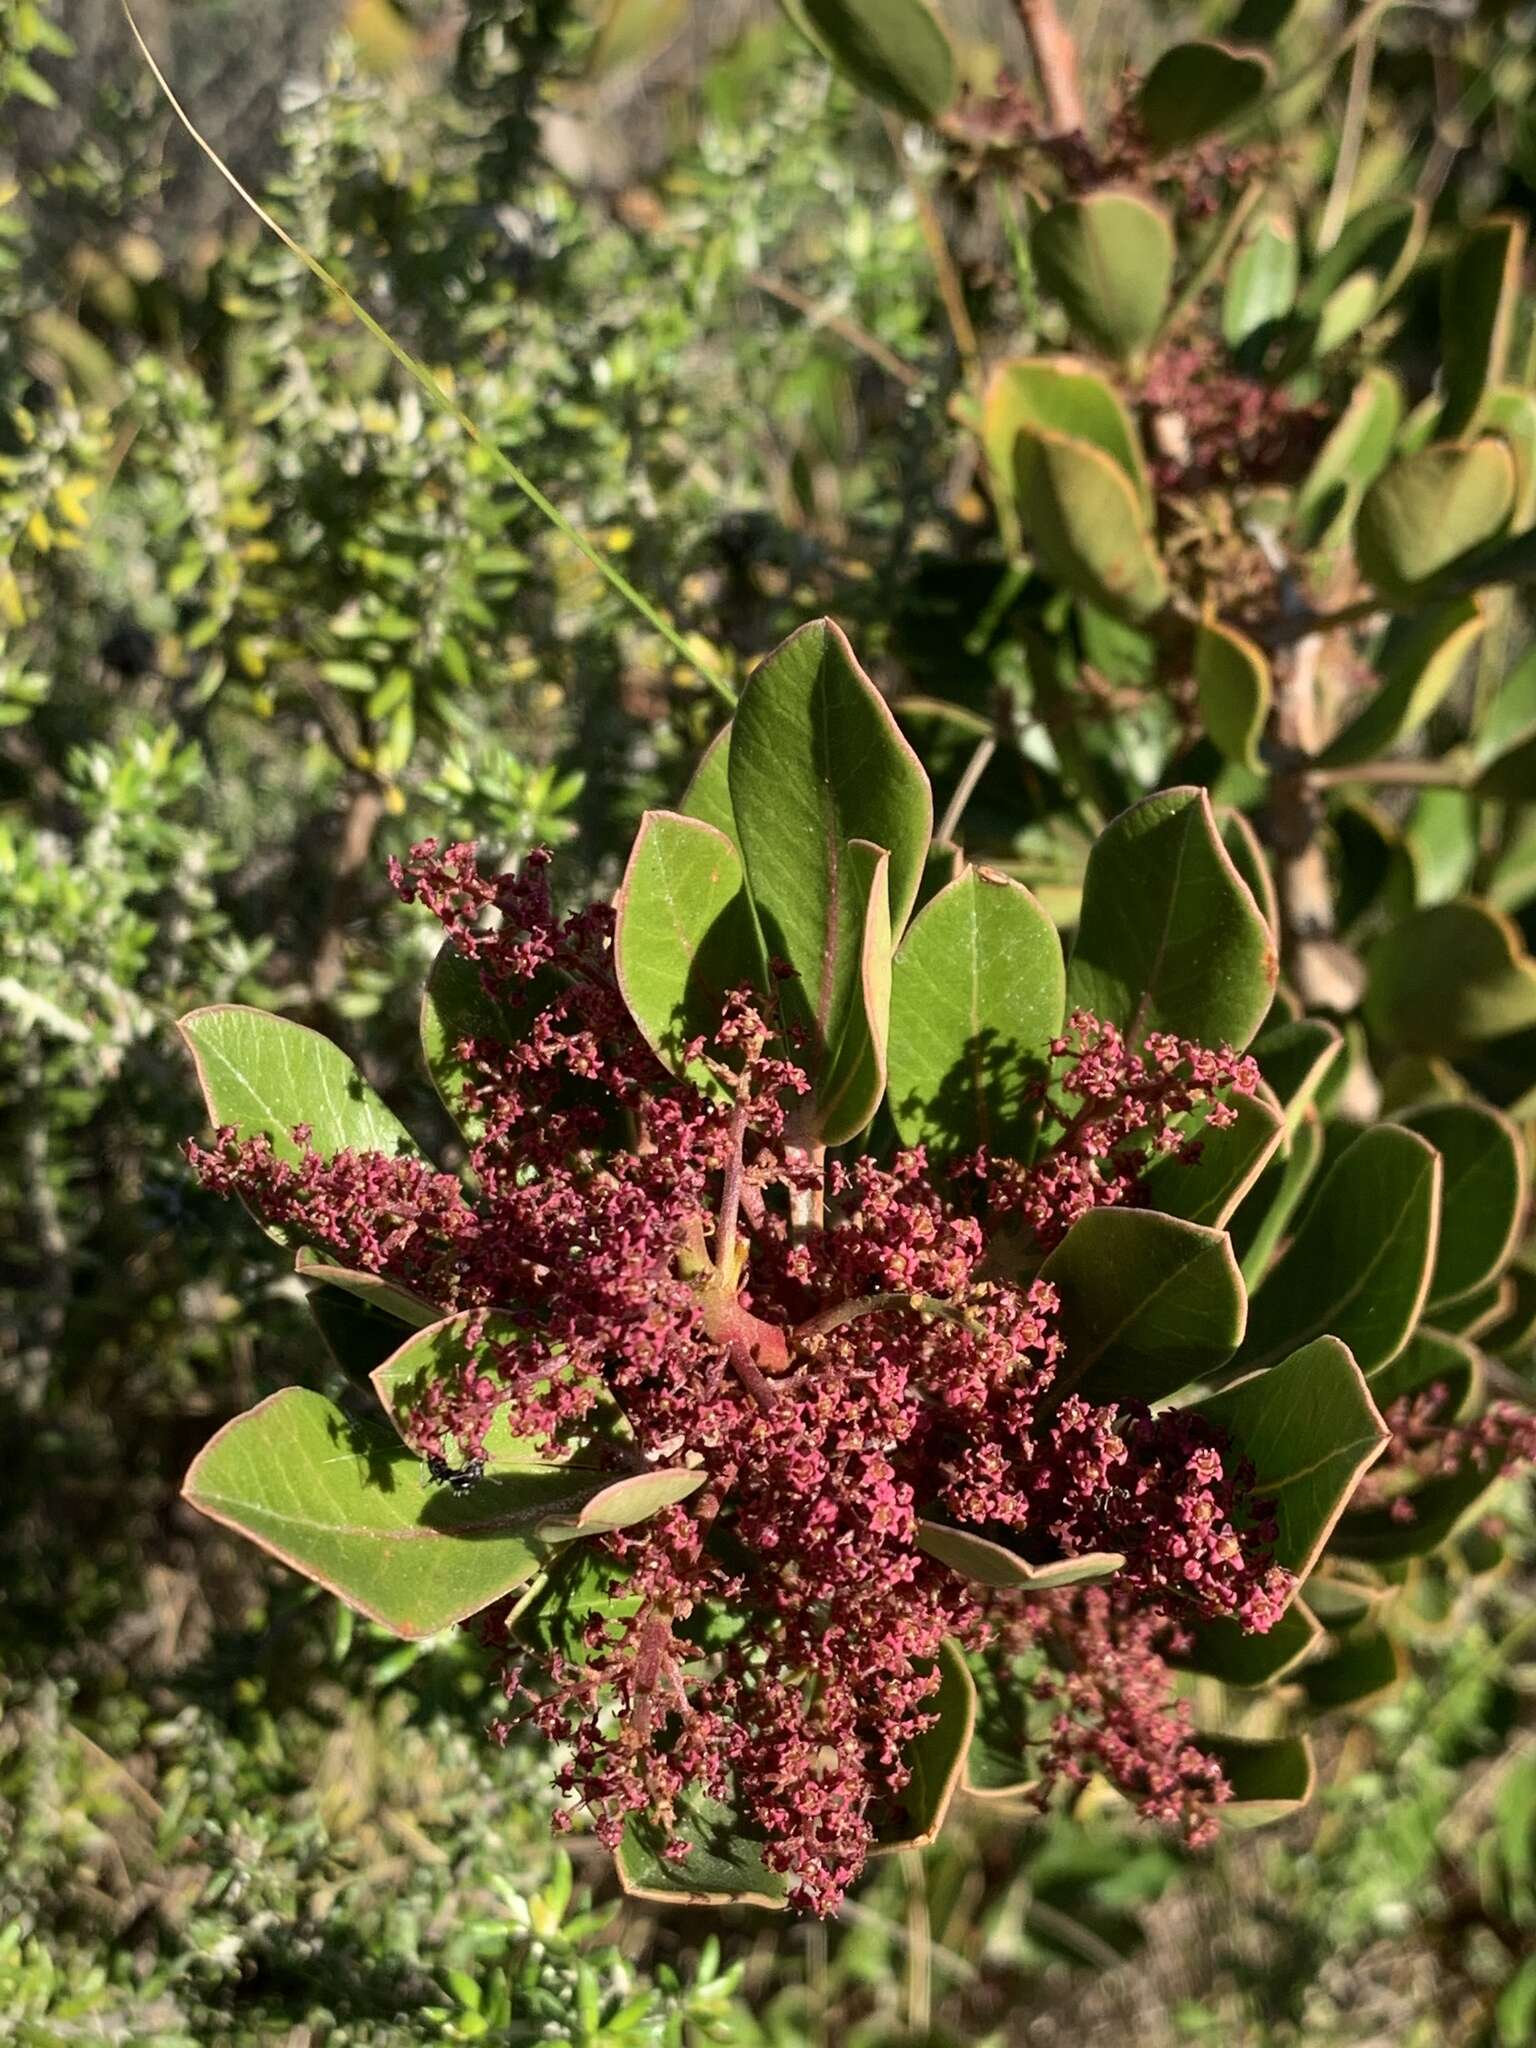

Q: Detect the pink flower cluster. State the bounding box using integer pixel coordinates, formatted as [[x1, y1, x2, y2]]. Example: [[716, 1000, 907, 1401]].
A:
[[1139, 337, 1329, 498], [1363, 1384, 1536, 1525], [190, 842, 1294, 1913], [971, 1010, 1260, 1253]]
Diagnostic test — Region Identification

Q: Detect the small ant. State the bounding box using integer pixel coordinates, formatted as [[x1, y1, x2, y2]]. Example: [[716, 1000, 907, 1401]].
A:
[[426, 1451, 486, 1493]]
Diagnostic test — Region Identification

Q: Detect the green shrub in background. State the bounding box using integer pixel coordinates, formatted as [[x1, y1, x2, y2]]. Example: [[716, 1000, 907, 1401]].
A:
[[3, 0, 1536, 2041]]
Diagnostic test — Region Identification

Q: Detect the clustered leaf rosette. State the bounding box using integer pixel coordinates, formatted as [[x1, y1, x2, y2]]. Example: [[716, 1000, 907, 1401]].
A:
[[178, 622, 1536, 1913]]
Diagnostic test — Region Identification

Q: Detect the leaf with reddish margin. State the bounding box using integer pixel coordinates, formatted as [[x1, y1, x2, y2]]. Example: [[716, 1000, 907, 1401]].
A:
[[727, 619, 929, 1130], [613, 809, 760, 1098], [915, 1521, 1123, 1591], [1178, 1599, 1321, 1689], [1041, 1208, 1247, 1405], [872, 1639, 976, 1848], [295, 1248, 439, 1328], [182, 1388, 593, 1639], [1200, 1733, 1316, 1827], [887, 864, 1064, 1159], [1138, 1090, 1285, 1230], [1234, 1125, 1442, 1374], [179, 1004, 425, 1248], [1199, 1336, 1390, 1587], [1067, 788, 1277, 1052]]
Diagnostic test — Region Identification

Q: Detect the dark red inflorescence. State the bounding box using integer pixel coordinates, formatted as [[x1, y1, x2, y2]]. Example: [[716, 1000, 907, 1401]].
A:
[[190, 841, 1304, 1913]]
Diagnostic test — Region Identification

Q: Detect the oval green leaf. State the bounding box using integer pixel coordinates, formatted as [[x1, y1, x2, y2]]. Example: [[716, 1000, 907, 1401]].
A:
[[1196, 617, 1272, 774], [728, 619, 931, 1111], [1138, 1089, 1285, 1229], [886, 865, 1065, 1158], [182, 1388, 590, 1639], [1317, 600, 1485, 770], [872, 1638, 976, 1849], [614, 809, 760, 1094], [1398, 1099, 1526, 1310], [1066, 787, 1277, 1051], [1440, 214, 1526, 439], [1223, 209, 1298, 351], [1136, 39, 1272, 150], [797, 0, 956, 122], [1356, 441, 1516, 604], [1235, 1126, 1441, 1374], [1017, 429, 1169, 620], [179, 1003, 419, 1165], [1040, 1208, 1247, 1405], [915, 1521, 1124, 1590], [982, 355, 1151, 516], [1030, 191, 1175, 362], [1366, 900, 1536, 1053], [1200, 1336, 1390, 1583]]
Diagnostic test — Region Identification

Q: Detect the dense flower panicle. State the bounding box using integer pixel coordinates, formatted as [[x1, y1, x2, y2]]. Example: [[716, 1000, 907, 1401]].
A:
[[974, 1010, 1261, 1253], [1360, 1386, 1536, 1525], [1139, 337, 1329, 497], [190, 841, 1302, 1913], [944, 68, 1275, 223]]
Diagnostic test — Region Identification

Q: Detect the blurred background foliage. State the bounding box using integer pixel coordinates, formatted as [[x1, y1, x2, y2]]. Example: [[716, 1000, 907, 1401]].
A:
[[2, 0, 1535, 2041]]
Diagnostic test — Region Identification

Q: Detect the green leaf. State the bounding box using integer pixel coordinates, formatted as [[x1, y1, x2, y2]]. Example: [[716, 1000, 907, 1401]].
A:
[[1399, 1100, 1526, 1309], [1200, 1338, 1390, 1584], [812, 840, 893, 1147], [679, 724, 736, 842], [1296, 199, 1425, 355], [370, 1311, 576, 1468], [540, 1467, 709, 1538], [293, 1249, 438, 1328], [727, 619, 931, 1117], [1356, 441, 1516, 605], [1138, 1091, 1285, 1229], [182, 1388, 593, 1638], [1332, 1462, 1508, 1563], [1299, 1629, 1405, 1711], [963, 1644, 1052, 1796], [1439, 215, 1526, 439], [1030, 192, 1175, 362], [1218, 807, 1279, 941], [1407, 789, 1479, 907], [886, 865, 1065, 1157], [614, 810, 760, 1094], [1136, 39, 1272, 149], [1040, 1209, 1247, 1405], [1201, 1734, 1316, 1826], [1474, 645, 1536, 799], [1317, 600, 1485, 770], [1066, 788, 1277, 1051], [512, 1543, 641, 1665], [180, 1004, 419, 1167], [1232, 1115, 1323, 1288], [1235, 1126, 1441, 1374], [872, 1639, 976, 1848], [1252, 1016, 1343, 1134], [1292, 367, 1403, 551], [1223, 209, 1298, 351], [1196, 617, 1272, 774], [981, 356, 1151, 516], [306, 1281, 421, 1389], [1303, 1565, 1387, 1630], [1366, 901, 1536, 1052], [796, 0, 956, 122], [1483, 385, 1536, 527], [1364, 1325, 1477, 1419], [617, 1788, 791, 1910], [1180, 1599, 1320, 1688], [915, 1521, 1124, 1590], [1016, 430, 1169, 621]]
